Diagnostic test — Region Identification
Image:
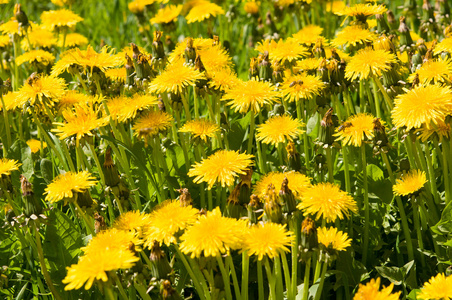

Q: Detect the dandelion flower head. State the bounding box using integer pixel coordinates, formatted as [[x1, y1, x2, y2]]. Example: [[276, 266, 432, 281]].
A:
[[318, 227, 352, 251], [256, 115, 305, 145], [417, 273, 452, 300], [185, 1, 225, 24], [179, 119, 221, 142], [44, 171, 97, 203], [281, 73, 324, 103], [0, 159, 21, 176], [243, 222, 292, 260], [334, 113, 375, 147], [393, 170, 427, 197], [132, 110, 173, 139], [353, 278, 401, 300], [345, 48, 396, 81], [254, 171, 311, 200], [41, 9, 84, 31], [150, 5, 183, 24]]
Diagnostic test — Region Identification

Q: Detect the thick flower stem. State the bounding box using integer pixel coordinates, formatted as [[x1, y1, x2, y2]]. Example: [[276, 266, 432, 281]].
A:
[[217, 256, 233, 300], [422, 140, 440, 205], [103, 283, 116, 300], [371, 80, 382, 119], [326, 147, 334, 183], [181, 92, 192, 121], [247, 110, 255, 154], [412, 200, 426, 270], [297, 100, 310, 175], [291, 216, 299, 298], [33, 223, 63, 300], [174, 246, 208, 300], [274, 255, 284, 299], [264, 257, 276, 300], [175, 109, 191, 171], [372, 75, 393, 110], [280, 252, 293, 300], [361, 145, 370, 266], [343, 146, 351, 194], [226, 256, 241, 300], [257, 260, 264, 300], [313, 262, 328, 300], [134, 282, 152, 300], [88, 142, 106, 186], [301, 258, 311, 300], [442, 139, 452, 204], [241, 252, 250, 300], [1, 94, 12, 155], [73, 201, 95, 236], [110, 271, 128, 300]]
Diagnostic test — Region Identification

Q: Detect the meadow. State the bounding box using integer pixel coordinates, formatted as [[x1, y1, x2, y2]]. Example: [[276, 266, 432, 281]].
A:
[[1, 0, 452, 299]]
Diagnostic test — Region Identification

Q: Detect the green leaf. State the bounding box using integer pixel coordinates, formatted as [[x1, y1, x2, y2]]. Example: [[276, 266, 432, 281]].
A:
[[376, 265, 403, 285], [43, 210, 83, 288], [407, 289, 420, 300], [307, 112, 319, 138], [8, 140, 34, 179], [432, 200, 452, 235], [40, 158, 54, 184]]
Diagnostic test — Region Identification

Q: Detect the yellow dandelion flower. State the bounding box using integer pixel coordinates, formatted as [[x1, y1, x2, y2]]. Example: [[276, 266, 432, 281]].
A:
[[196, 45, 232, 72], [408, 58, 452, 85], [44, 171, 97, 203], [51, 0, 75, 6], [179, 119, 220, 142], [332, 26, 376, 48], [327, 1, 346, 13], [185, 1, 225, 24], [345, 48, 396, 81], [392, 84, 452, 130], [253, 171, 311, 199], [52, 45, 123, 76], [255, 39, 278, 54], [291, 25, 325, 45], [144, 200, 199, 246], [16, 50, 55, 66], [58, 33, 88, 48], [168, 37, 214, 63], [113, 211, 152, 238], [82, 228, 141, 254], [0, 18, 34, 36], [335, 3, 387, 18], [257, 39, 307, 65], [367, 19, 377, 28], [150, 5, 183, 24], [256, 115, 304, 145], [57, 90, 92, 110], [188, 150, 254, 189], [17, 75, 66, 106], [132, 110, 173, 139], [41, 9, 83, 32], [221, 78, 280, 113], [120, 94, 159, 122], [334, 113, 374, 147], [243, 222, 292, 260], [434, 37, 452, 55], [63, 229, 139, 291], [0, 35, 10, 48], [21, 26, 56, 51], [353, 278, 401, 300], [0, 159, 21, 176], [318, 227, 352, 251], [393, 170, 427, 197], [128, 0, 155, 14], [208, 68, 240, 92], [416, 119, 451, 142], [26, 139, 47, 153], [244, 1, 259, 15], [0, 91, 27, 111], [118, 45, 150, 64], [148, 62, 206, 95], [418, 273, 452, 300], [180, 207, 247, 258], [281, 73, 324, 103], [104, 96, 128, 121], [53, 105, 108, 143], [297, 182, 358, 223], [294, 58, 322, 73], [105, 67, 127, 83]]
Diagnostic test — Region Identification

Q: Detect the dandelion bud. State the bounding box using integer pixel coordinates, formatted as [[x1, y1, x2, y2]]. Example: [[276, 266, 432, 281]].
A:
[[134, 53, 153, 80], [399, 158, 411, 173], [263, 184, 283, 223], [102, 148, 121, 187], [21, 175, 43, 218], [422, 0, 434, 22], [314, 39, 326, 59], [76, 190, 94, 209], [150, 240, 172, 280], [225, 184, 242, 219], [259, 51, 273, 81], [161, 280, 181, 300], [158, 95, 166, 112], [372, 118, 390, 152], [184, 38, 196, 64], [398, 16, 414, 50], [318, 108, 338, 146], [279, 177, 297, 214], [386, 10, 397, 30], [411, 51, 423, 72], [374, 34, 396, 54], [152, 31, 166, 60], [249, 57, 259, 79], [244, 1, 259, 15], [14, 4, 30, 29], [165, 35, 175, 52], [286, 141, 302, 172], [376, 13, 390, 34], [317, 59, 329, 82], [272, 61, 284, 84], [94, 212, 107, 233], [177, 188, 192, 207], [300, 217, 318, 260], [247, 194, 262, 224]]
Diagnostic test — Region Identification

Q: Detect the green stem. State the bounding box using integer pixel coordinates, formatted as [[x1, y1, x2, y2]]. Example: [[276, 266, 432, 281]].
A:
[[1, 94, 12, 154], [301, 258, 311, 300], [257, 260, 264, 300], [134, 282, 152, 300], [313, 263, 328, 300], [241, 252, 250, 300], [297, 100, 310, 175], [280, 252, 292, 300], [326, 147, 334, 183], [291, 216, 299, 298], [361, 145, 370, 266], [217, 256, 233, 300], [73, 201, 95, 236], [174, 246, 207, 300], [33, 223, 63, 300], [412, 200, 426, 270], [442, 139, 452, 204], [372, 75, 393, 110], [264, 258, 276, 300], [274, 255, 284, 300], [181, 92, 192, 121], [103, 283, 116, 300], [371, 79, 382, 119], [422, 140, 439, 204], [110, 272, 128, 300], [247, 110, 255, 154], [226, 256, 241, 300]]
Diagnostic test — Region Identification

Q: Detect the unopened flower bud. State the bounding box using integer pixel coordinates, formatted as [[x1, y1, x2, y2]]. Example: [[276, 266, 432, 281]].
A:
[[286, 141, 302, 171], [177, 188, 192, 207], [300, 217, 318, 260], [150, 240, 172, 280], [263, 184, 283, 223], [247, 194, 262, 224], [21, 175, 43, 218], [184, 38, 196, 64]]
